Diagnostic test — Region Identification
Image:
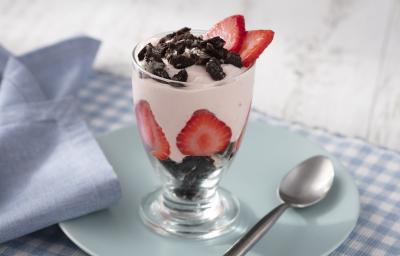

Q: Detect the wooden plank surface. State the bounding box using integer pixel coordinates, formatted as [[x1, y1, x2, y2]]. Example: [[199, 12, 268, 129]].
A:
[[247, 0, 398, 144], [0, 0, 399, 151], [367, 0, 400, 150]]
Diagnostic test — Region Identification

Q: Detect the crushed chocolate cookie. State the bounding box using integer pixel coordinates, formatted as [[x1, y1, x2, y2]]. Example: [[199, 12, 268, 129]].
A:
[[158, 32, 176, 44], [206, 58, 226, 80], [176, 27, 191, 35], [137, 27, 244, 83], [137, 44, 148, 61], [175, 41, 186, 55], [169, 54, 196, 69], [152, 68, 170, 80], [160, 156, 217, 200], [172, 69, 188, 82], [205, 42, 228, 60], [143, 59, 165, 73], [157, 43, 169, 57], [224, 52, 243, 68], [205, 36, 226, 49]]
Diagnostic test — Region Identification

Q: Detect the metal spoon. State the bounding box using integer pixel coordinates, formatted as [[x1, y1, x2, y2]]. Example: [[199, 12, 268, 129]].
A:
[[224, 155, 335, 256]]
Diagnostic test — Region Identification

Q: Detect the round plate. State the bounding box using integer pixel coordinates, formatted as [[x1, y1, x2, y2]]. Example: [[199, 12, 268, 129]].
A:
[[60, 122, 359, 256]]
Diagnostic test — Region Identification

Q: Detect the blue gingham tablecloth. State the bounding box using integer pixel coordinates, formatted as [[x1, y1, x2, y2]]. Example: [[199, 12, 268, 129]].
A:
[[0, 71, 399, 256]]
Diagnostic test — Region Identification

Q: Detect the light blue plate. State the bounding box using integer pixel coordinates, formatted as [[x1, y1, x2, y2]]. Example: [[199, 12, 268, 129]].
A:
[[60, 121, 359, 256]]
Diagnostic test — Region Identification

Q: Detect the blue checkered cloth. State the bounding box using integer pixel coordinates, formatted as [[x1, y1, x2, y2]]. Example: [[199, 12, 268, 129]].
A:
[[0, 71, 399, 256]]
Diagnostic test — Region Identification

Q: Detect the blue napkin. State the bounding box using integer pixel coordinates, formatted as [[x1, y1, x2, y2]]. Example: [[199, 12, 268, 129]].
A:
[[0, 37, 122, 243]]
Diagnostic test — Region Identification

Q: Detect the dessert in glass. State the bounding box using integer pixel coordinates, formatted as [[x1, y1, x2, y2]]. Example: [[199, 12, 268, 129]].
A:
[[131, 15, 274, 239]]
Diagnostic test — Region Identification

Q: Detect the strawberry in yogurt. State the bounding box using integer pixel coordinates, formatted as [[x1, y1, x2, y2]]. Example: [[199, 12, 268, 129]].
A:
[[131, 15, 274, 239]]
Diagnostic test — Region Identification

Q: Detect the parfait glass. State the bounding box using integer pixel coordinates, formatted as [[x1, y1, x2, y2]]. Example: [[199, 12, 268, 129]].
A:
[[131, 31, 255, 239]]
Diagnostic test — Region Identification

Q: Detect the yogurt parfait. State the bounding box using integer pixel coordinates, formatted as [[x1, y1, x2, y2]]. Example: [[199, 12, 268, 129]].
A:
[[131, 15, 274, 239]]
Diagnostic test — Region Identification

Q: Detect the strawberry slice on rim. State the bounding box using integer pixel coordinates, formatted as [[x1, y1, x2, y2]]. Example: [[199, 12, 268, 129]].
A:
[[177, 109, 232, 156], [135, 100, 170, 160], [239, 30, 275, 67], [205, 14, 245, 53]]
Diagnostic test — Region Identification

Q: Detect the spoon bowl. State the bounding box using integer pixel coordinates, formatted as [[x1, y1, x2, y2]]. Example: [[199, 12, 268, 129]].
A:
[[279, 155, 335, 208]]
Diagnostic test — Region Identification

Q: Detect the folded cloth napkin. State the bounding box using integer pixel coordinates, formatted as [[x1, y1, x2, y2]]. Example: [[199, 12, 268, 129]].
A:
[[0, 36, 121, 243]]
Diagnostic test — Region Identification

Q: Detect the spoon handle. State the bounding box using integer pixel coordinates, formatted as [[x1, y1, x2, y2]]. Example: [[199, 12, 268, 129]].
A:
[[224, 203, 289, 256]]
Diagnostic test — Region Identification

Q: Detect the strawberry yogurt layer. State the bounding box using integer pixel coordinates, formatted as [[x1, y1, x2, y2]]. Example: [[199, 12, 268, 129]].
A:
[[133, 66, 254, 162], [132, 15, 274, 164]]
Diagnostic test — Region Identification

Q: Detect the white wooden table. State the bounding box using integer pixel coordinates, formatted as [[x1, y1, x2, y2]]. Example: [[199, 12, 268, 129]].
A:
[[1, 0, 399, 151]]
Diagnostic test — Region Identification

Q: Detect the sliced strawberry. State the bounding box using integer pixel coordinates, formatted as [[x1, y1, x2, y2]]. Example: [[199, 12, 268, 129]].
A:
[[205, 15, 245, 53], [239, 30, 274, 67], [177, 110, 232, 156], [135, 100, 170, 160]]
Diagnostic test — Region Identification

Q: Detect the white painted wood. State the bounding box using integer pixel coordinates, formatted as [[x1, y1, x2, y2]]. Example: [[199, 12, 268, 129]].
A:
[[367, 0, 400, 150], [248, 0, 394, 138], [0, 0, 399, 151]]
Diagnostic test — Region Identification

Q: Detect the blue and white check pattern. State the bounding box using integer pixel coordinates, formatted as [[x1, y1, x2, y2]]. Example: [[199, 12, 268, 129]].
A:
[[0, 71, 399, 256]]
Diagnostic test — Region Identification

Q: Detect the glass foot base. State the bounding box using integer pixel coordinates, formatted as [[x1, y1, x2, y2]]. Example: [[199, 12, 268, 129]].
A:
[[139, 188, 240, 239]]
